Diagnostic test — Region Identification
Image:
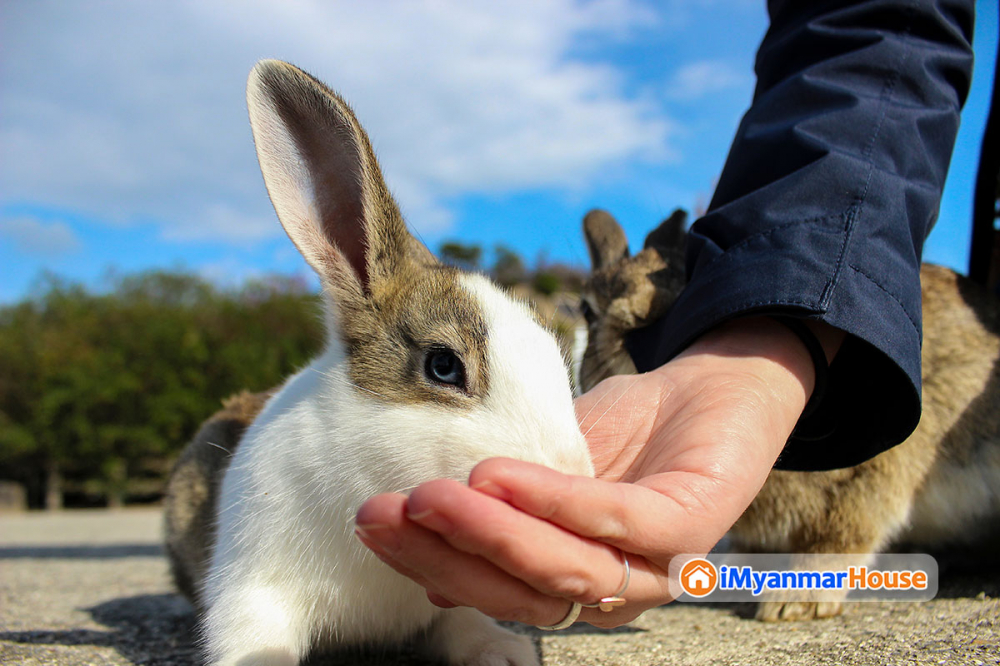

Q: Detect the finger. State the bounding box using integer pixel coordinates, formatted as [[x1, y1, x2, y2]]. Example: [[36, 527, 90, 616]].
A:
[[426, 591, 458, 609], [354, 510, 435, 591], [406, 479, 629, 605], [356, 492, 571, 626], [404, 479, 669, 627], [468, 458, 728, 557], [356, 529, 432, 588]]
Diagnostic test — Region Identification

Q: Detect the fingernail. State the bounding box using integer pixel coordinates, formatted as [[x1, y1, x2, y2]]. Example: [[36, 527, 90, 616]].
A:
[[354, 526, 382, 553], [355, 523, 400, 553], [406, 508, 453, 533], [472, 480, 512, 502]]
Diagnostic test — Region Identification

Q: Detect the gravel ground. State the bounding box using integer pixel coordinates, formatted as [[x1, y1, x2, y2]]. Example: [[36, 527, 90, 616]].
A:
[[1, 509, 997, 665]]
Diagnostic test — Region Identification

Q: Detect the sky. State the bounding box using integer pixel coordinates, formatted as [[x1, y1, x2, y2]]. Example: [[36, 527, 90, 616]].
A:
[[0, 0, 996, 303]]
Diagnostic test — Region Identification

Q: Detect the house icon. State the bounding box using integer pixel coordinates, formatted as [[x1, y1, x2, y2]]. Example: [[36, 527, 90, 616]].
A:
[[680, 558, 718, 597], [686, 564, 712, 590]]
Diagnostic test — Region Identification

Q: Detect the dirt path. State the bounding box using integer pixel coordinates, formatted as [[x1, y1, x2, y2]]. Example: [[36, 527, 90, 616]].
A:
[[1, 509, 997, 665]]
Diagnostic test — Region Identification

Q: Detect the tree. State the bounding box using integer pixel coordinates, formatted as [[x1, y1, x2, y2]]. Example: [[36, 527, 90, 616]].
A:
[[532, 271, 562, 296], [439, 241, 482, 272], [491, 245, 526, 287], [0, 271, 324, 509]]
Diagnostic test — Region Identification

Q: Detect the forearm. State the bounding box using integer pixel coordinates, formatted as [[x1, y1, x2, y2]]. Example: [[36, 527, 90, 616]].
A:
[[629, 0, 974, 469]]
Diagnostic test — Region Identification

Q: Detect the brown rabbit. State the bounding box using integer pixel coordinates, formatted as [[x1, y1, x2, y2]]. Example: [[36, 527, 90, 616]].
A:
[[163, 389, 272, 610], [579, 208, 1000, 622]]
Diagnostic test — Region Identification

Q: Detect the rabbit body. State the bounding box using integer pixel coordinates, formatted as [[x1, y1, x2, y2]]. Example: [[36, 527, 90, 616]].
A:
[[579, 209, 1000, 622], [165, 60, 592, 666], [165, 389, 272, 607]]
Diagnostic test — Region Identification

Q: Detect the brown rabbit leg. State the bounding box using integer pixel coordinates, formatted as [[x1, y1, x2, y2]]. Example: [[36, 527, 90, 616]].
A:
[[735, 436, 936, 622], [164, 390, 272, 610], [756, 599, 844, 622]]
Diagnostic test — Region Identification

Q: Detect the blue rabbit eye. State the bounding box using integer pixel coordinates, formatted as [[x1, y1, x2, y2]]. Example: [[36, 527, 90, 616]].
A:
[[425, 349, 465, 388]]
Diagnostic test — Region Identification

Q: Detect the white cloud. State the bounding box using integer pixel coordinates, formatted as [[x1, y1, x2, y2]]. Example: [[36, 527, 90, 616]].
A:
[[196, 255, 319, 293], [666, 59, 752, 101], [160, 203, 276, 245], [196, 256, 265, 289], [1, 217, 83, 257], [0, 0, 674, 244]]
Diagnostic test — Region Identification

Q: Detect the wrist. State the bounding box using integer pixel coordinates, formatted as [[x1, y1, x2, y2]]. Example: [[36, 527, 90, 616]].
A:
[[682, 316, 817, 388], [667, 316, 839, 457], [768, 317, 836, 419], [679, 316, 843, 400]]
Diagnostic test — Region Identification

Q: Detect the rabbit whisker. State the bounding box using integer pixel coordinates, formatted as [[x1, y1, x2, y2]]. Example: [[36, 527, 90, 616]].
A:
[[310, 367, 392, 401], [205, 440, 233, 456], [561, 233, 586, 268], [347, 382, 390, 400], [583, 375, 639, 440], [340, 483, 421, 526], [581, 355, 622, 390], [547, 305, 559, 328], [577, 378, 616, 426]]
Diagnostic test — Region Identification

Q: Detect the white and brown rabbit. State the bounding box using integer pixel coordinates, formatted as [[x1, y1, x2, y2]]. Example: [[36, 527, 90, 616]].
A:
[[579, 208, 1000, 622], [164, 60, 593, 666]]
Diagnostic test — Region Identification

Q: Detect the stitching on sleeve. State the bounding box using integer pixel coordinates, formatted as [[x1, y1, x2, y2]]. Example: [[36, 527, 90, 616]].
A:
[[848, 263, 920, 335], [695, 214, 843, 275], [822, 1, 917, 308]]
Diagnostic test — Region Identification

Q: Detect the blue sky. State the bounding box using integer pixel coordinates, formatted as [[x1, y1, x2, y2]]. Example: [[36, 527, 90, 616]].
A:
[[0, 1, 996, 303]]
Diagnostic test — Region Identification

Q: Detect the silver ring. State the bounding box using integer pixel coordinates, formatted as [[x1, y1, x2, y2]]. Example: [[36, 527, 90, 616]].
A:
[[582, 550, 630, 612], [536, 550, 631, 630], [536, 601, 582, 631]]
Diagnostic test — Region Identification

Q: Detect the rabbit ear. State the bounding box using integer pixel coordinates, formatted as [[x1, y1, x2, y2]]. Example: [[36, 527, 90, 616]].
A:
[[643, 208, 687, 252], [583, 209, 629, 270], [246, 60, 425, 296]]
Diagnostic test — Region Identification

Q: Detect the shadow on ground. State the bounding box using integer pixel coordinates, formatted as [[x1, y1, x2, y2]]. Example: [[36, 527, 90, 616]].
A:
[[0, 590, 638, 666], [0, 594, 198, 666], [935, 561, 1000, 599], [0, 544, 165, 559], [1, 565, 995, 665]]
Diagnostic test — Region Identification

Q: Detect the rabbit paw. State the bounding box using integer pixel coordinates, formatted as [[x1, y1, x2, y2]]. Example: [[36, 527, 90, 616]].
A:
[[756, 600, 844, 622], [461, 634, 538, 666], [212, 647, 298, 666], [430, 608, 539, 666]]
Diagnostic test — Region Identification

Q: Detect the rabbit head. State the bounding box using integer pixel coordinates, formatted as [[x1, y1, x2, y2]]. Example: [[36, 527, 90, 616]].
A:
[[578, 208, 687, 392], [245, 60, 593, 487]]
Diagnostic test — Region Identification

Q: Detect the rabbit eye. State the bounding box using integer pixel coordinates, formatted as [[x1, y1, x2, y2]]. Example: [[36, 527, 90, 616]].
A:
[[579, 298, 598, 325], [425, 349, 466, 389]]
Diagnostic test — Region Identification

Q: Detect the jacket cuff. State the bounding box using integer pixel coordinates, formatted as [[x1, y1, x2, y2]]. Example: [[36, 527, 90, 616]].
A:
[[625, 215, 921, 471]]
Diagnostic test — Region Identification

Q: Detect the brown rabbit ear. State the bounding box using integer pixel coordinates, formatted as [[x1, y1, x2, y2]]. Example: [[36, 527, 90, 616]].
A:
[[583, 209, 630, 270], [246, 60, 426, 297], [643, 208, 687, 252]]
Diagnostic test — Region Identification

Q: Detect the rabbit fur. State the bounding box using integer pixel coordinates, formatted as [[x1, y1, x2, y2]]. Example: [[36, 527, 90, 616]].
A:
[[164, 60, 593, 666], [578, 208, 1000, 622]]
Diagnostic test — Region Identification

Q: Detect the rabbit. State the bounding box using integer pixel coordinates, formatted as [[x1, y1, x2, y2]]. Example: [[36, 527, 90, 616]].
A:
[[578, 208, 1000, 622], [165, 389, 272, 607], [577, 208, 688, 393], [163, 59, 594, 666]]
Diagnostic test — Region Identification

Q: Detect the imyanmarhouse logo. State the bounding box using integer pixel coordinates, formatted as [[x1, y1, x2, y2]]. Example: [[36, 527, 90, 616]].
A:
[[670, 553, 938, 603], [679, 558, 718, 598]]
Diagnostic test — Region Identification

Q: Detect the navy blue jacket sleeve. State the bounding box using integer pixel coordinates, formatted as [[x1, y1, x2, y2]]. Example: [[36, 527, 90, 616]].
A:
[[627, 0, 974, 470]]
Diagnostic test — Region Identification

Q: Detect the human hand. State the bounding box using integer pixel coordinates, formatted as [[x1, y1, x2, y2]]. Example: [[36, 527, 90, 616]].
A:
[[355, 317, 840, 628]]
